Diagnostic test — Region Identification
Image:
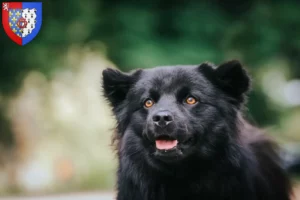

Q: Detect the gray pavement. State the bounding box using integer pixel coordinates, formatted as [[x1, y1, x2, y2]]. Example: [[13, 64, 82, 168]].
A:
[[0, 192, 115, 200]]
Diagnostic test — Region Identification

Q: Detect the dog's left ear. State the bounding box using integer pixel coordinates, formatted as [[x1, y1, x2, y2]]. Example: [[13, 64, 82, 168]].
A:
[[199, 60, 251, 99], [102, 68, 140, 108], [214, 60, 251, 99]]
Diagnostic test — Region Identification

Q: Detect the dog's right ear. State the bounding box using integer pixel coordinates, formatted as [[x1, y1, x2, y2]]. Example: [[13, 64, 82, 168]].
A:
[[102, 68, 140, 108]]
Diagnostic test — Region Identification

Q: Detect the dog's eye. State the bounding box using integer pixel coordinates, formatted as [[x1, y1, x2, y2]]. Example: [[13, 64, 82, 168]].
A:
[[144, 99, 154, 108], [185, 96, 197, 105]]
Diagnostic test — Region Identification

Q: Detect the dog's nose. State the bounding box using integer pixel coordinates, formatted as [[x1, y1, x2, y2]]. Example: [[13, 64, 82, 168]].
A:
[[152, 111, 173, 127]]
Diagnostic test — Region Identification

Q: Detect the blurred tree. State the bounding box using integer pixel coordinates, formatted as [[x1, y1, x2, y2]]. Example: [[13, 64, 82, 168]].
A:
[[0, 0, 100, 146], [0, 106, 14, 147]]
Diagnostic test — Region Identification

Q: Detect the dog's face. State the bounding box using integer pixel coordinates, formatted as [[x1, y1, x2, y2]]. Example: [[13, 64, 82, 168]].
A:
[[102, 60, 250, 168]]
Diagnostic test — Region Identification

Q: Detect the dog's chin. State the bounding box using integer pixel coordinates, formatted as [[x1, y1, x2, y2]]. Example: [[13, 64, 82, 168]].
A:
[[151, 135, 195, 163]]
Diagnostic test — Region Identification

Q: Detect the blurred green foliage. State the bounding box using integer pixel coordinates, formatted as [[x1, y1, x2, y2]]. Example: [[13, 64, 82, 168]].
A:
[[1, 0, 300, 144]]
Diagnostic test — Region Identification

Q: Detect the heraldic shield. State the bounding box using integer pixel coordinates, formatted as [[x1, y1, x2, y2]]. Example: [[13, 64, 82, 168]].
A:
[[2, 2, 42, 45]]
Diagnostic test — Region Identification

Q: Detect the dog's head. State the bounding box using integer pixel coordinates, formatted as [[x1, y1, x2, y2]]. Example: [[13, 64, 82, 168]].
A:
[[102, 60, 251, 167]]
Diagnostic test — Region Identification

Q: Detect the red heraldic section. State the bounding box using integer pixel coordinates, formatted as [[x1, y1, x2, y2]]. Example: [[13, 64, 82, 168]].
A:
[[2, 2, 22, 45]]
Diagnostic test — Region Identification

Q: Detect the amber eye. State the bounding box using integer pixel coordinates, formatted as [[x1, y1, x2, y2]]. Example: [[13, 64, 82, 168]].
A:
[[144, 99, 154, 108], [186, 96, 197, 105]]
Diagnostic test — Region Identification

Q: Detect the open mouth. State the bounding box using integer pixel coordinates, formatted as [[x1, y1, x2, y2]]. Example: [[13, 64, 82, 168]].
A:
[[155, 135, 178, 150], [153, 134, 195, 162]]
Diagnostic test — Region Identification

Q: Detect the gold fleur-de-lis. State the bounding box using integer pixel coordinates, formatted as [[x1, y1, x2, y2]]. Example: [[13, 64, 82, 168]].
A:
[[9, 11, 13, 16], [11, 17, 17, 22], [16, 11, 21, 16], [9, 22, 13, 27], [12, 28, 17, 33]]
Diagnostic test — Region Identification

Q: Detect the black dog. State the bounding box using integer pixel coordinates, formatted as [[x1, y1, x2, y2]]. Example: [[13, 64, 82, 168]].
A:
[[102, 60, 292, 200]]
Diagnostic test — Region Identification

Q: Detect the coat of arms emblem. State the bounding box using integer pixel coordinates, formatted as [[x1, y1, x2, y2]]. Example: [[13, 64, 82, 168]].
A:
[[2, 2, 42, 45]]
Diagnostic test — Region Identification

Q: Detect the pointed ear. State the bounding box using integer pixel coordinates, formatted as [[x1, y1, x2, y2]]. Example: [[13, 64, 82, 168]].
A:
[[215, 60, 251, 99], [102, 68, 140, 108]]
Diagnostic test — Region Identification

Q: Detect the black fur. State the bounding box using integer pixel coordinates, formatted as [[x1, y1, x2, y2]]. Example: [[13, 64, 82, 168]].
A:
[[102, 60, 292, 200]]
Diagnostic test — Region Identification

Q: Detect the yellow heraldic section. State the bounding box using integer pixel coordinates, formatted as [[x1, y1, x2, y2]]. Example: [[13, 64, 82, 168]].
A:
[[9, 9, 23, 37]]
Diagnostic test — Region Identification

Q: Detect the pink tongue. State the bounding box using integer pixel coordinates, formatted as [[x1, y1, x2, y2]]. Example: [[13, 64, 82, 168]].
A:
[[155, 140, 178, 150]]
